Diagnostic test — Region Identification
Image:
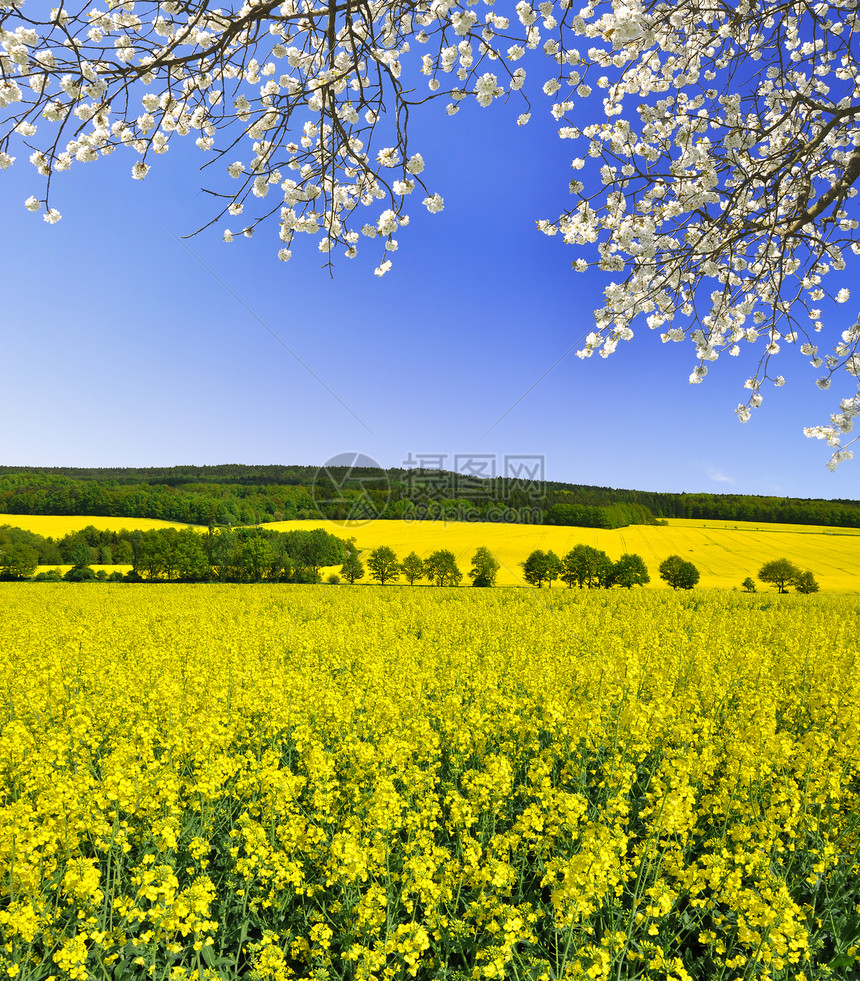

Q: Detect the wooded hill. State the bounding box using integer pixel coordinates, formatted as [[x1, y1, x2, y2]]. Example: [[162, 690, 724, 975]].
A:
[[0, 465, 858, 529]]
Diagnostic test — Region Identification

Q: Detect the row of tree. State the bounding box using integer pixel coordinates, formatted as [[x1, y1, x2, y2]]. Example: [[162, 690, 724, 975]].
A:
[[0, 525, 350, 582], [521, 547, 648, 589], [0, 523, 824, 594], [339, 547, 500, 587], [341, 546, 658, 590], [344, 547, 822, 595], [519, 548, 702, 590]]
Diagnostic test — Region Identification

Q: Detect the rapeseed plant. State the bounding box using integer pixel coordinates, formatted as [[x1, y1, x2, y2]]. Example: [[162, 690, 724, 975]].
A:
[[0, 585, 859, 980]]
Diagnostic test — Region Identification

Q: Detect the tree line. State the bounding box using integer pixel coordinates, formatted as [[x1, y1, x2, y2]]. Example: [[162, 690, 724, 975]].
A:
[[0, 523, 826, 593], [0, 525, 349, 583], [333, 546, 498, 587], [338, 545, 655, 590], [339, 547, 824, 594], [1, 466, 858, 530]]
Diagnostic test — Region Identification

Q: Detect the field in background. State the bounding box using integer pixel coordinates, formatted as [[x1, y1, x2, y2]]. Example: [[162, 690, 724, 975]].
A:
[[0, 514, 199, 536], [262, 517, 860, 592], [668, 517, 860, 536], [3, 513, 858, 591]]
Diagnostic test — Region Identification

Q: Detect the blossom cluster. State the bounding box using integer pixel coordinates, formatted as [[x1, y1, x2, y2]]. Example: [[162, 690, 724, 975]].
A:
[[531, 0, 860, 466], [0, 0, 547, 273]]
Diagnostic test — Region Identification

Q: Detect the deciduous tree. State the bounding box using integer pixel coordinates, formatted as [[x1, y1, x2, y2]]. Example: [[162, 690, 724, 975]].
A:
[[545, 550, 563, 588], [469, 546, 500, 587], [69, 543, 95, 571], [367, 546, 400, 585], [340, 552, 365, 584], [400, 551, 427, 586], [793, 569, 820, 594], [561, 544, 612, 589], [521, 549, 550, 588], [611, 553, 650, 589], [0, 543, 38, 579], [424, 549, 462, 587], [759, 557, 802, 593], [659, 555, 700, 590]]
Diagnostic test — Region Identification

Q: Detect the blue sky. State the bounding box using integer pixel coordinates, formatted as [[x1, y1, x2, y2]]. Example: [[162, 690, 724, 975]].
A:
[[1, 74, 857, 501]]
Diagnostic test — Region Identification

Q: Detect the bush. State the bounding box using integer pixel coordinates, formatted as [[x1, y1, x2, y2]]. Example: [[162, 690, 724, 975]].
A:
[[327, 573, 341, 585], [741, 577, 757, 592]]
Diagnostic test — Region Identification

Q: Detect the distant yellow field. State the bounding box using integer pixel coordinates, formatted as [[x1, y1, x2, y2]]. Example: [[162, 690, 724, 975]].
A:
[[33, 566, 134, 575], [0, 514, 201, 536], [5, 512, 858, 592], [260, 516, 860, 592], [669, 516, 860, 536]]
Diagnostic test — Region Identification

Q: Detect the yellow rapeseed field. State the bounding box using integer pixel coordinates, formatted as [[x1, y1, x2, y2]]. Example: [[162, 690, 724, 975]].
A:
[[1, 585, 859, 981], [260, 519, 860, 592], [0, 515, 200, 537]]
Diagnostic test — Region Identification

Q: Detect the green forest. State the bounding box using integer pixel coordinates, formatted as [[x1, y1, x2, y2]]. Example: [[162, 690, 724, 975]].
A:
[[0, 465, 858, 529]]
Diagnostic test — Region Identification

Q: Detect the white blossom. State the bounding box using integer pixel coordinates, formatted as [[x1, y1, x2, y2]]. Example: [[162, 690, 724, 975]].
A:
[[422, 193, 444, 214], [377, 147, 400, 167], [377, 209, 399, 235], [474, 73, 499, 106]]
